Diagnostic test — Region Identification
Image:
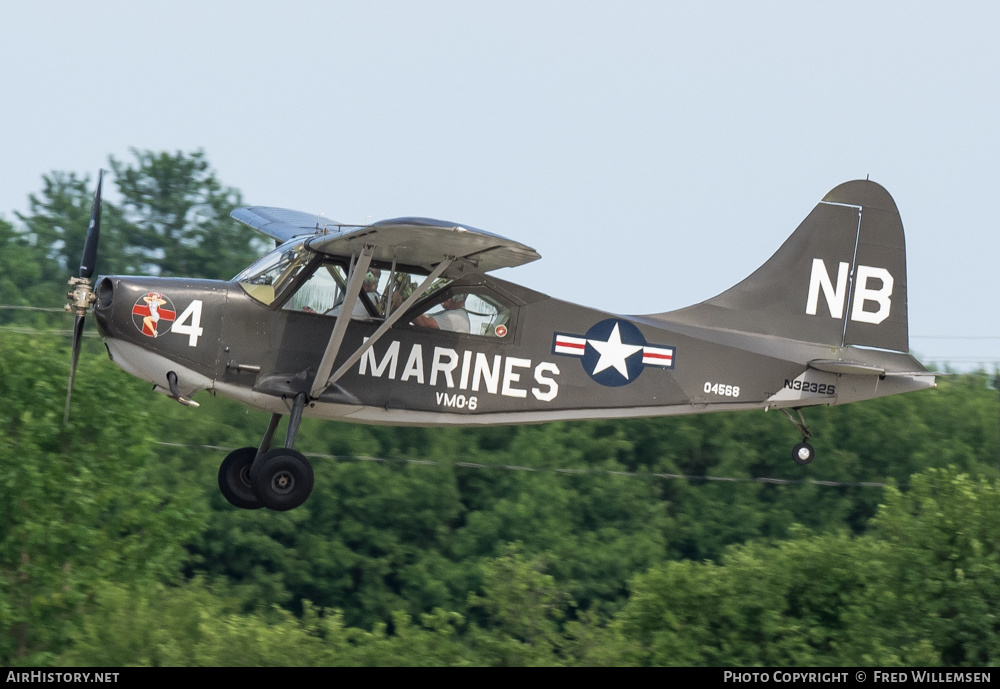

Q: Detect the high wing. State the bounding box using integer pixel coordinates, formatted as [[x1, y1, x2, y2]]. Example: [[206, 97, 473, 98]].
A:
[[232, 208, 541, 272], [230, 207, 541, 402], [309, 217, 540, 273]]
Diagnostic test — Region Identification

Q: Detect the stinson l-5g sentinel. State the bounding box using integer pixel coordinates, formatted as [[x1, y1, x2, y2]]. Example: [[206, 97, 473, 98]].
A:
[[65, 176, 934, 511]]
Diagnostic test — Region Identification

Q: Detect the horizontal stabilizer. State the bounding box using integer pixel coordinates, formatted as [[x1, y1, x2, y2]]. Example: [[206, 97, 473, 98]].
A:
[[808, 359, 885, 376]]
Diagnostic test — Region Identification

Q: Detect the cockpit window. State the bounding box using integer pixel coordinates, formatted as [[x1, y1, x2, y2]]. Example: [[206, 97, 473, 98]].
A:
[[234, 241, 312, 305], [286, 262, 349, 314], [284, 261, 380, 318], [410, 290, 513, 338], [378, 271, 453, 317], [234, 247, 510, 335], [279, 260, 456, 320]]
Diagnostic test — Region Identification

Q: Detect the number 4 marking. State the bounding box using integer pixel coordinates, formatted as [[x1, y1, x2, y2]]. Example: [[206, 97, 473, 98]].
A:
[[174, 300, 204, 347]]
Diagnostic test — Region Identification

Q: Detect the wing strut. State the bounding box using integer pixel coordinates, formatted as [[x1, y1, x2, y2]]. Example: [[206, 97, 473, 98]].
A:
[[309, 247, 374, 399], [309, 257, 454, 399]]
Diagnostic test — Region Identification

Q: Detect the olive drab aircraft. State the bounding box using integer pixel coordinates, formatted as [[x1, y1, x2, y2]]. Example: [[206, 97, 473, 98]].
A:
[[64, 173, 935, 511]]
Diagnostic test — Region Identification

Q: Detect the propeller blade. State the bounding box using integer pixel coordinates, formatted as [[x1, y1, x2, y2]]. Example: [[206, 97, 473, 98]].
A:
[[64, 169, 104, 424], [79, 169, 104, 279], [63, 313, 86, 424]]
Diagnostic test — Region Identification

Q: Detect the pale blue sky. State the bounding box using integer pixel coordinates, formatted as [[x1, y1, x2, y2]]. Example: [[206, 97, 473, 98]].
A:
[[1, 1, 997, 368]]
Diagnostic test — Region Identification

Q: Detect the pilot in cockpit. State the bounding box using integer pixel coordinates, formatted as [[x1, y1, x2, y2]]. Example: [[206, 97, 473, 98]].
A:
[[331, 267, 381, 317], [411, 293, 471, 333]]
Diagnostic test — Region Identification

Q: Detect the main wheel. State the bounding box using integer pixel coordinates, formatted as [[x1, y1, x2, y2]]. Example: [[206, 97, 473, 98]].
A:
[[252, 448, 315, 511], [218, 447, 263, 509], [792, 442, 815, 466]]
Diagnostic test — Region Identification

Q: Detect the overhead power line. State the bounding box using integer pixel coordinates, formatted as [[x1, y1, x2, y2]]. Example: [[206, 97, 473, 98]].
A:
[[0, 325, 100, 338], [154, 441, 903, 489], [913, 335, 1000, 340], [0, 304, 65, 312]]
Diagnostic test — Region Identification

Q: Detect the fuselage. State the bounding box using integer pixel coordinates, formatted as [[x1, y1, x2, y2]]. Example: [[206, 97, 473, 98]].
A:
[[92, 269, 934, 427]]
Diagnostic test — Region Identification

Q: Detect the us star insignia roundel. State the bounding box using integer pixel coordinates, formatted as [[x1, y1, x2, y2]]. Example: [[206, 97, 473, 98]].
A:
[[552, 319, 675, 387], [132, 292, 177, 338]]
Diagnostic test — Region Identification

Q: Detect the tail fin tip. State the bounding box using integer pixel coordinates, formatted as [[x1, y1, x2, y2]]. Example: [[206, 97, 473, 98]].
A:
[[822, 179, 899, 214]]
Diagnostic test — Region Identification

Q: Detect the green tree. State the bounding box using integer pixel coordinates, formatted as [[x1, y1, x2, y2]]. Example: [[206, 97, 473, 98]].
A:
[[464, 544, 634, 666], [840, 469, 1000, 666], [110, 149, 266, 279], [466, 545, 568, 665], [0, 216, 43, 317], [15, 172, 136, 306], [0, 334, 206, 665], [60, 578, 478, 666], [6, 150, 266, 318], [617, 467, 1000, 666]]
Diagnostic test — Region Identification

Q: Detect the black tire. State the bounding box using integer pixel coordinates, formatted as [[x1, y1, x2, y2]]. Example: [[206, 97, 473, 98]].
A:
[[218, 447, 263, 509], [792, 442, 815, 466], [252, 448, 314, 511]]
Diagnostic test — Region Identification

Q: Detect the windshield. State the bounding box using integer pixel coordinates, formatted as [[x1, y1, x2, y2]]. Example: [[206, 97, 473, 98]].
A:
[[234, 240, 313, 305]]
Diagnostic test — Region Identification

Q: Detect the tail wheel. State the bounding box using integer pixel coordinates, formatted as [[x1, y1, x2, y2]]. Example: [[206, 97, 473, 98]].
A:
[[218, 447, 263, 509], [792, 442, 815, 466], [252, 448, 315, 511]]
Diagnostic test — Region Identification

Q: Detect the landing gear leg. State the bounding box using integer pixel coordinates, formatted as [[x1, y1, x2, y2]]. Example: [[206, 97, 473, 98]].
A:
[[284, 391, 306, 450], [218, 394, 315, 511], [781, 407, 815, 466], [258, 412, 283, 456], [251, 393, 315, 512]]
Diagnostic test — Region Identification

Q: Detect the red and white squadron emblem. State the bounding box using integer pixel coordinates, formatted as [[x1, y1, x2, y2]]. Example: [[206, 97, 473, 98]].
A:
[[132, 292, 177, 338]]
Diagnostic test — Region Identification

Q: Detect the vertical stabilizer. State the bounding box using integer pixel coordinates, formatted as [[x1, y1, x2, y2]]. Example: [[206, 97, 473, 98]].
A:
[[662, 180, 909, 352]]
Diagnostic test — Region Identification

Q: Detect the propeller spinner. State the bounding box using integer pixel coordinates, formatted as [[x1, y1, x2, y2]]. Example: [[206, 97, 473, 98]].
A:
[[63, 169, 104, 424]]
